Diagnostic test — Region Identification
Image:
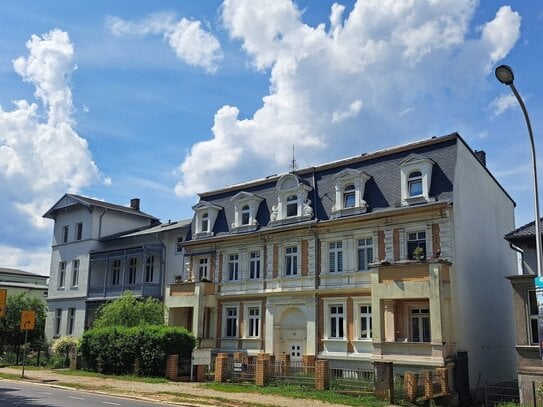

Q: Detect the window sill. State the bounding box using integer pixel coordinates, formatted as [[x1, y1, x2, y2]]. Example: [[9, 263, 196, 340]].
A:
[[231, 224, 258, 234], [194, 232, 214, 239], [322, 338, 348, 342], [330, 205, 368, 219], [268, 214, 312, 226], [402, 195, 435, 206]]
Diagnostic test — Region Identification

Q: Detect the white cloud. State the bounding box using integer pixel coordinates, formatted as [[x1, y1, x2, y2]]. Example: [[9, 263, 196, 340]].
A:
[[0, 244, 52, 276], [106, 13, 223, 73], [0, 29, 101, 233], [491, 93, 518, 116], [175, 0, 521, 197]]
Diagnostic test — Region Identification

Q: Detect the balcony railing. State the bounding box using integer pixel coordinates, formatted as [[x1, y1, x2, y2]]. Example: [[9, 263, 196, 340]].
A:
[[87, 283, 161, 299], [168, 281, 215, 296]]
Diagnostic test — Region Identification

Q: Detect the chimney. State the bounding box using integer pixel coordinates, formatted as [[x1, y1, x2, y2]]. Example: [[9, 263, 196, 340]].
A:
[[130, 198, 140, 211], [474, 150, 486, 167]]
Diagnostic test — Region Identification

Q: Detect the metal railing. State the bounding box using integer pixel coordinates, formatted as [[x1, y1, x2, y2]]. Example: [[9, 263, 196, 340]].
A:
[[329, 366, 375, 395]]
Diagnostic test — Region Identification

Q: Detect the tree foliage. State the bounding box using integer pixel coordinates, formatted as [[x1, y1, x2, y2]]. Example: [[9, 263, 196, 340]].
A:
[[92, 291, 164, 328], [0, 292, 46, 353]]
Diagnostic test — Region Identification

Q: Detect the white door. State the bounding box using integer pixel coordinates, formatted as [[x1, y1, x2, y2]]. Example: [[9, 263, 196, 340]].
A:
[[290, 343, 302, 362]]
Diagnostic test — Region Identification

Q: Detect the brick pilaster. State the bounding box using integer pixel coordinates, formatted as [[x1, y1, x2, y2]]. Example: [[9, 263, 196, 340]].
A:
[[436, 367, 449, 395], [317, 297, 324, 352], [378, 230, 385, 261], [393, 229, 400, 261], [216, 303, 222, 348], [238, 305, 244, 348], [302, 355, 315, 375], [374, 361, 394, 403], [273, 244, 278, 278], [301, 239, 308, 276], [218, 252, 223, 282], [214, 353, 228, 383], [404, 371, 418, 402], [256, 353, 269, 386], [165, 354, 178, 381], [422, 370, 433, 399], [346, 297, 354, 352], [315, 360, 329, 390], [432, 223, 441, 258], [279, 353, 290, 375], [210, 253, 215, 281], [196, 365, 206, 382]]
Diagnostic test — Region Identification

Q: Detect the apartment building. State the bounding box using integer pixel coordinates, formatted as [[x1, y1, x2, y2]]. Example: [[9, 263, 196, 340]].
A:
[[167, 133, 517, 389]]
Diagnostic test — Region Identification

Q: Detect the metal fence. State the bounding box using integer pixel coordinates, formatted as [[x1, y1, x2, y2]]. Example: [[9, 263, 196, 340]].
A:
[[485, 379, 520, 406], [268, 361, 315, 388], [225, 360, 257, 384], [329, 366, 375, 395]]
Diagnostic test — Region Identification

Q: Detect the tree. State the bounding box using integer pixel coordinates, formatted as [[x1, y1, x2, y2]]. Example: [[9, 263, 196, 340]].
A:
[[0, 292, 46, 354], [92, 291, 164, 328]]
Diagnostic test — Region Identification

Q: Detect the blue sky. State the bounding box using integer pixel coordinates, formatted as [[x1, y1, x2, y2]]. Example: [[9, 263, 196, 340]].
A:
[[0, 0, 542, 275]]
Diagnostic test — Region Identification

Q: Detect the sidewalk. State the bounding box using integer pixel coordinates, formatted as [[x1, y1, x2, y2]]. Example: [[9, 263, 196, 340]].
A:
[[0, 367, 341, 407]]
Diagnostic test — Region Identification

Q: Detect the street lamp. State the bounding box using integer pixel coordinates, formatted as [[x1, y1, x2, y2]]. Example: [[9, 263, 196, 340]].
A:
[[495, 64, 543, 355]]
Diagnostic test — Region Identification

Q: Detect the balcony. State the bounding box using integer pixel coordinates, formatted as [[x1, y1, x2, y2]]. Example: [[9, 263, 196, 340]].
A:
[[165, 281, 216, 308], [87, 283, 161, 300]]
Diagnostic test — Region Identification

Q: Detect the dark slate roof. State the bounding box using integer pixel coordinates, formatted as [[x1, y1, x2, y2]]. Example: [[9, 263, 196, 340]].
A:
[[191, 133, 461, 239], [43, 193, 159, 221], [504, 219, 543, 241], [0, 267, 48, 278]]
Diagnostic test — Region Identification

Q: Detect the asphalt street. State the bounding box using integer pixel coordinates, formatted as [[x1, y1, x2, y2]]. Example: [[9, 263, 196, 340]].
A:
[[0, 380, 189, 407]]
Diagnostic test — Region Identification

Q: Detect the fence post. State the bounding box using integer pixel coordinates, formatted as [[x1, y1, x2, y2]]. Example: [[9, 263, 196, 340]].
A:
[[302, 354, 315, 375], [279, 353, 290, 376], [214, 353, 228, 383], [422, 370, 433, 399], [436, 367, 449, 395], [315, 359, 329, 390], [256, 353, 269, 386], [374, 361, 394, 403], [165, 354, 178, 381], [533, 381, 537, 407], [405, 371, 418, 402]]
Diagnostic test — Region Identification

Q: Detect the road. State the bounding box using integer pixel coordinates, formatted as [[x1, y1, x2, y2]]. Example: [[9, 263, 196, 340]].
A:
[[0, 380, 190, 407]]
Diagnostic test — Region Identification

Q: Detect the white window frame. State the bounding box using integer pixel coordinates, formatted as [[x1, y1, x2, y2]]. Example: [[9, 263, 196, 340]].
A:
[[111, 259, 121, 286], [176, 236, 184, 253], [330, 169, 371, 218], [400, 154, 435, 206], [227, 253, 239, 281], [145, 256, 154, 283], [198, 257, 209, 281], [270, 174, 313, 224], [249, 251, 261, 279], [128, 257, 138, 284], [58, 262, 66, 288], [407, 230, 427, 260], [192, 201, 222, 238], [410, 307, 431, 343], [244, 303, 261, 338], [357, 303, 372, 340], [230, 191, 263, 232], [223, 305, 239, 338], [328, 303, 345, 339], [284, 246, 299, 276], [71, 259, 79, 287], [328, 241, 344, 273], [357, 237, 374, 271]]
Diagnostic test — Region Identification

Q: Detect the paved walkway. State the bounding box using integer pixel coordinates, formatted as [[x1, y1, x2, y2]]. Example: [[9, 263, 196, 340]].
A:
[[0, 367, 342, 407]]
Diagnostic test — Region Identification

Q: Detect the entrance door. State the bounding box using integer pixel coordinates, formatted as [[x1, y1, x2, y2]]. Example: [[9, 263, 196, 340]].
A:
[[290, 343, 302, 362]]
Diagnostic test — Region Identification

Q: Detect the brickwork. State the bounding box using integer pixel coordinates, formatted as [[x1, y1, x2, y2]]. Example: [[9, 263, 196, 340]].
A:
[[196, 365, 206, 382], [238, 305, 244, 349], [422, 370, 433, 399], [233, 352, 244, 363], [273, 244, 278, 278], [346, 297, 354, 352], [432, 223, 441, 258], [261, 302, 266, 350], [216, 303, 222, 348], [404, 371, 418, 402], [165, 354, 178, 381], [302, 355, 315, 374], [301, 240, 308, 276], [256, 353, 269, 386], [317, 297, 324, 352], [436, 367, 450, 394], [374, 361, 394, 403], [210, 253, 215, 281], [315, 359, 329, 390], [279, 353, 290, 375], [214, 353, 228, 383], [378, 230, 385, 261], [393, 229, 400, 261], [218, 252, 223, 282]]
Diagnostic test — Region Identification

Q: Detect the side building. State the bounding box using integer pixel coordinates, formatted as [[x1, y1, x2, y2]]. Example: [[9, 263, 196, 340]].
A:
[[0, 268, 48, 299], [167, 132, 516, 392]]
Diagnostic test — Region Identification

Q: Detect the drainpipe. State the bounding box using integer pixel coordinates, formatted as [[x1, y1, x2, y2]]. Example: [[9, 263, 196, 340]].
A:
[[509, 242, 525, 275]]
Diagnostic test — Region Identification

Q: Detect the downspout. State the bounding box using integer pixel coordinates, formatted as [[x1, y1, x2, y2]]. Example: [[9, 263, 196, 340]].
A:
[[509, 242, 525, 275]]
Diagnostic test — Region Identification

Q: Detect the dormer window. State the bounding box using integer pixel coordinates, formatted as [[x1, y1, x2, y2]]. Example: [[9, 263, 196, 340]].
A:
[[343, 184, 356, 208], [192, 201, 222, 238], [230, 191, 263, 233], [269, 174, 313, 225], [400, 154, 435, 206], [331, 169, 371, 219], [408, 171, 423, 197]]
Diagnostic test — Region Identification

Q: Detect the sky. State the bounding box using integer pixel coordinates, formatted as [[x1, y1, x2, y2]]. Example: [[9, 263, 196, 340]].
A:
[[0, 0, 542, 276]]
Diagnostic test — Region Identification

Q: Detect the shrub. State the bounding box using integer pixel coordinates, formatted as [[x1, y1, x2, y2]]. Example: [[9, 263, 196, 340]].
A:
[[80, 326, 195, 376]]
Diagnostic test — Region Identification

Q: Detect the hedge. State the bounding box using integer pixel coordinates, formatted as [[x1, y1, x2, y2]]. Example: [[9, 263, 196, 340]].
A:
[[79, 325, 195, 376]]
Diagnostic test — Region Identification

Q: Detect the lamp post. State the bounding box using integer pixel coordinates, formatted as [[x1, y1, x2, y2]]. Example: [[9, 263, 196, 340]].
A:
[[495, 64, 543, 356]]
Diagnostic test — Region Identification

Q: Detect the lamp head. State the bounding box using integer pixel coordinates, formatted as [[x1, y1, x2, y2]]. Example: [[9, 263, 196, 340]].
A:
[[495, 65, 514, 85]]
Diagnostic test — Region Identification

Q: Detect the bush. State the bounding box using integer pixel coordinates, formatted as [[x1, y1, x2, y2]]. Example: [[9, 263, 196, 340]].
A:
[[80, 326, 195, 376]]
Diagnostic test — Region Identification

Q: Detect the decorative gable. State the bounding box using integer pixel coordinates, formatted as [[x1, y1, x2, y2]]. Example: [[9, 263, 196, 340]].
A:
[[330, 169, 372, 218], [269, 174, 313, 225], [192, 201, 222, 238], [399, 154, 435, 206], [230, 191, 263, 233]]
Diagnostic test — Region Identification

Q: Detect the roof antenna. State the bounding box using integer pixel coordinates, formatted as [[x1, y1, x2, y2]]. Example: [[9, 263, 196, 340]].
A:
[[290, 143, 298, 172]]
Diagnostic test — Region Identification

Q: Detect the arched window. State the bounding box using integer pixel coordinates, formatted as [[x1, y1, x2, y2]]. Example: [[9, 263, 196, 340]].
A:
[[201, 212, 209, 232], [343, 184, 356, 208], [408, 171, 423, 197], [241, 205, 250, 225], [286, 195, 298, 217]]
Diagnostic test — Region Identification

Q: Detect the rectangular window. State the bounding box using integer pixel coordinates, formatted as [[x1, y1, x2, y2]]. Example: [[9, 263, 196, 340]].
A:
[[128, 257, 137, 284], [62, 226, 69, 243], [250, 251, 260, 279], [407, 231, 426, 260], [529, 290, 539, 345], [411, 308, 430, 342], [330, 305, 344, 339], [54, 308, 62, 336], [329, 241, 343, 273], [285, 246, 298, 276], [228, 254, 239, 281], [225, 307, 237, 337], [248, 307, 260, 337], [75, 223, 83, 241], [359, 305, 372, 339], [67, 308, 75, 335], [71, 260, 79, 287], [176, 236, 183, 253], [111, 259, 121, 285], [145, 256, 154, 283], [58, 262, 66, 288], [199, 258, 209, 281], [358, 238, 373, 271]]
